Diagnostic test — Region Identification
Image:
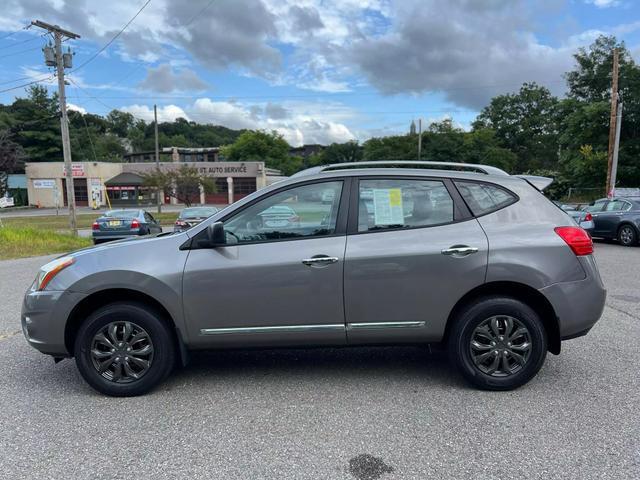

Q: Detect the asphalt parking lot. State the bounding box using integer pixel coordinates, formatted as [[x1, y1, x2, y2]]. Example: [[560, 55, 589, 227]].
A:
[[0, 243, 638, 479]]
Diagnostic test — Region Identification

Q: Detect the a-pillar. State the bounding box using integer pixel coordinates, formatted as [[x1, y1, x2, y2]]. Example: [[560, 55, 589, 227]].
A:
[[227, 177, 234, 205]]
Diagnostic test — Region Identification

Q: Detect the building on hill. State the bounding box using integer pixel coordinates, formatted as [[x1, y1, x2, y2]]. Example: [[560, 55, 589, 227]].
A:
[[289, 144, 325, 159], [123, 147, 220, 163]]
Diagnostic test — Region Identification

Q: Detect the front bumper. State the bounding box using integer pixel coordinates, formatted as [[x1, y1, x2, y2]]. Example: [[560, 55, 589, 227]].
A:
[[539, 256, 606, 340], [21, 289, 87, 357]]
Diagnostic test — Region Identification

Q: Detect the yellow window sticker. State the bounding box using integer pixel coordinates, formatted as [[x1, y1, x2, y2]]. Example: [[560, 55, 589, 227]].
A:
[[373, 188, 404, 225]]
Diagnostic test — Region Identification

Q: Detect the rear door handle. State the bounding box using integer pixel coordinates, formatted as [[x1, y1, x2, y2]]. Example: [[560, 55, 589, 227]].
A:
[[441, 246, 479, 256], [302, 255, 339, 266]]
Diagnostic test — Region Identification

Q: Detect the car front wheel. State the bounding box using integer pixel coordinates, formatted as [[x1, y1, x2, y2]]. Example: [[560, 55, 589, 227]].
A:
[[618, 225, 637, 247], [74, 302, 175, 396], [449, 296, 547, 390]]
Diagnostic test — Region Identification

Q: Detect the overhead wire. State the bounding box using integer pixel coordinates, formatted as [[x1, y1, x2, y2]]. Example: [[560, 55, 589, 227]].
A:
[[70, 0, 153, 73]]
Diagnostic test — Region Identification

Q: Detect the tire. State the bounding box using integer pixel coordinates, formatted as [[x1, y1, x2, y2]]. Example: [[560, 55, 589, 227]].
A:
[[448, 296, 547, 391], [74, 302, 175, 396], [617, 224, 637, 247]]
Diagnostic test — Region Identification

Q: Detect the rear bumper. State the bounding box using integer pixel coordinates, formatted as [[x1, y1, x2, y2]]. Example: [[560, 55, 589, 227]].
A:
[[21, 289, 87, 356], [539, 256, 606, 340], [92, 230, 141, 241]]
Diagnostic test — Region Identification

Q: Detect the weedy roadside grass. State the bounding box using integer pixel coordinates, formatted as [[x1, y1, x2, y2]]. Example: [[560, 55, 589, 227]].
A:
[[0, 227, 92, 260], [1, 212, 179, 230]]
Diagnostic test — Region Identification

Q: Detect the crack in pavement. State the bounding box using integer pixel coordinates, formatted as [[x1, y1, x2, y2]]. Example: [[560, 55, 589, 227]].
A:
[[605, 303, 639, 321], [0, 331, 21, 342]]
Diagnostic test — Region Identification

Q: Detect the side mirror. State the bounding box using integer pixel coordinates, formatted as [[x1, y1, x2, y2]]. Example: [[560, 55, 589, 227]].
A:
[[207, 222, 226, 247]]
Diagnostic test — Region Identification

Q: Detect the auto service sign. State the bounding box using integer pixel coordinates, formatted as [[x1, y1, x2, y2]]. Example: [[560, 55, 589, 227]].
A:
[[62, 163, 85, 177]]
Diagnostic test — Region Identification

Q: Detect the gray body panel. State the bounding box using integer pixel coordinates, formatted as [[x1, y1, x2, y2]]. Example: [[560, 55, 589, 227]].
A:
[[22, 167, 606, 359], [182, 236, 347, 348], [344, 220, 488, 344]]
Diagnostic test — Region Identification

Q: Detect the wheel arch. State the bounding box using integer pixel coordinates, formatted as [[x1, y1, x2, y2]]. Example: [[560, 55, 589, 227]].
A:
[[617, 221, 639, 237], [64, 288, 189, 366], [443, 281, 561, 355]]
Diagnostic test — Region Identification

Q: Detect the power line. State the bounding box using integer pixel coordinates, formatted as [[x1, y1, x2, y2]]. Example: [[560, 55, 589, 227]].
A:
[[0, 75, 55, 94], [0, 24, 31, 42], [71, 0, 152, 73], [101, 0, 218, 92], [0, 33, 46, 51], [0, 73, 53, 86], [0, 45, 41, 60]]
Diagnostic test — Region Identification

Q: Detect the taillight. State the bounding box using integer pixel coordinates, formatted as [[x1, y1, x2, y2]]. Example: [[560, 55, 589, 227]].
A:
[[130, 219, 140, 229], [175, 220, 187, 227], [555, 226, 593, 256], [584, 212, 593, 221], [92, 222, 99, 231]]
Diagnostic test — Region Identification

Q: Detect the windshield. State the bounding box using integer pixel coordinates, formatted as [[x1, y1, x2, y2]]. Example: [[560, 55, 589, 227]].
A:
[[180, 207, 218, 218], [104, 210, 139, 219]]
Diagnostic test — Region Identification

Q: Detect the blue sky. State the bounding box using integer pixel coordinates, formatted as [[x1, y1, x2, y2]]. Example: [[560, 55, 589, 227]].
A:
[[0, 0, 638, 146]]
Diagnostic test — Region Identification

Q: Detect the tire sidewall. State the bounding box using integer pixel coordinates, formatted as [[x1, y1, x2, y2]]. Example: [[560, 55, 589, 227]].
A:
[[74, 302, 174, 396], [450, 296, 547, 390], [618, 225, 637, 247]]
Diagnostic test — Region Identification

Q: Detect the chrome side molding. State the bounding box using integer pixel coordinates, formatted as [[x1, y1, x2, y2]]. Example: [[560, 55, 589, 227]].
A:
[[347, 321, 426, 330], [200, 321, 426, 335], [200, 324, 345, 335]]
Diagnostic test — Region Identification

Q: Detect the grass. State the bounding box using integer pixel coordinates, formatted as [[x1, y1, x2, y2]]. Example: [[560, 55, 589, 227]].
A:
[[0, 227, 92, 260], [1, 212, 180, 230]]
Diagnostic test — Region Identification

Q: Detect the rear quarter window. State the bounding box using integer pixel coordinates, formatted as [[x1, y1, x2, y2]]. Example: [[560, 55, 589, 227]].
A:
[[454, 181, 517, 216]]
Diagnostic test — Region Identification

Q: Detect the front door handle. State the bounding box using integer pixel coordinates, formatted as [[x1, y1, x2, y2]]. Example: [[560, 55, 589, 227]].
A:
[[441, 245, 479, 256], [302, 255, 339, 267]]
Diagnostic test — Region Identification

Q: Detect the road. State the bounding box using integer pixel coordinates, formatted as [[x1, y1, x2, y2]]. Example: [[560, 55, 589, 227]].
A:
[[0, 243, 638, 479]]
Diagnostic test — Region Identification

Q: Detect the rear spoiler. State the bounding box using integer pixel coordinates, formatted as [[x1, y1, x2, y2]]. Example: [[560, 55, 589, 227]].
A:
[[515, 175, 554, 192]]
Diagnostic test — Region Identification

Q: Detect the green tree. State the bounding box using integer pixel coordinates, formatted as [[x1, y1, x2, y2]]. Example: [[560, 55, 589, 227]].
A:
[[106, 110, 135, 137], [474, 82, 559, 172], [362, 135, 417, 161], [10, 86, 62, 162], [141, 165, 215, 207], [561, 35, 640, 188], [220, 130, 290, 172], [0, 130, 25, 196]]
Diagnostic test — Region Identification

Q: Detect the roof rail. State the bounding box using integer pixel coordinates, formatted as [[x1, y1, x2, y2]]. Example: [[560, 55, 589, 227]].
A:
[[292, 160, 509, 177]]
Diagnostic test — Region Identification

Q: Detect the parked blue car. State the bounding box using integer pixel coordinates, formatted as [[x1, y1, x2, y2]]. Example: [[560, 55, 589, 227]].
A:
[[92, 209, 162, 244]]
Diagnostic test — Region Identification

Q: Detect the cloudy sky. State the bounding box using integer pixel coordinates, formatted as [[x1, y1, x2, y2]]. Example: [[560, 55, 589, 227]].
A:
[[0, 0, 639, 146]]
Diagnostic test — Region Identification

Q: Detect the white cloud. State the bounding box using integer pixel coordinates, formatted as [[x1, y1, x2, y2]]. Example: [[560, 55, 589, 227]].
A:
[[586, 0, 620, 8], [119, 97, 356, 146], [119, 104, 189, 122], [138, 64, 208, 93], [66, 103, 86, 114]]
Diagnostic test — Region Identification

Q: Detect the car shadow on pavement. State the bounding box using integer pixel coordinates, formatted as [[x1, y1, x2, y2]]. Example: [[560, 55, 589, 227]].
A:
[[164, 345, 463, 391]]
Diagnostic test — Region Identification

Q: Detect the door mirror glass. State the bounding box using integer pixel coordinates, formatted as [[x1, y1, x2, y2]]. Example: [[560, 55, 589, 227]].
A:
[[207, 222, 226, 247]]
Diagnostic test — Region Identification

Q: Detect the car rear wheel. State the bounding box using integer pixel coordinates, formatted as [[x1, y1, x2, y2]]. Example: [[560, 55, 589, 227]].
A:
[[74, 302, 175, 396], [449, 296, 547, 390], [618, 225, 637, 247]]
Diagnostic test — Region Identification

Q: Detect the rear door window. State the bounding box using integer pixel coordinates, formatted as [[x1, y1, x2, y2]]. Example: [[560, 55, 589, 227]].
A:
[[357, 179, 454, 232], [605, 200, 631, 212], [454, 181, 516, 216], [585, 200, 607, 213]]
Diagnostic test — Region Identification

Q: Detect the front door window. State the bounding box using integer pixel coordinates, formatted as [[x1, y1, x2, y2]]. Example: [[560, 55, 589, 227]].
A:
[[224, 181, 343, 244]]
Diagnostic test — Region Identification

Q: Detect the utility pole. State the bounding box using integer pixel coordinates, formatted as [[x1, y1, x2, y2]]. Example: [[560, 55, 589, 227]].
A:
[[609, 99, 623, 197], [417, 118, 422, 160], [32, 20, 80, 234], [154, 104, 161, 214], [605, 48, 619, 198]]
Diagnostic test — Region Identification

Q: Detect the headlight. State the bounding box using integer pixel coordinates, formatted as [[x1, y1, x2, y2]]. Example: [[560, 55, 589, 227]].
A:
[[34, 256, 74, 291]]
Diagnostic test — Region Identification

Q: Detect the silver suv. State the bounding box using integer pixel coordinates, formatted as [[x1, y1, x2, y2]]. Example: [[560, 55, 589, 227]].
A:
[[22, 161, 606, 396]]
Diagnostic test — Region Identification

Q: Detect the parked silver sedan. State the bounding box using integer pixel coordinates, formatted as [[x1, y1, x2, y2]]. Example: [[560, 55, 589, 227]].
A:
[[174, 206, 219, 232], [22, 161, 605, 396]]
